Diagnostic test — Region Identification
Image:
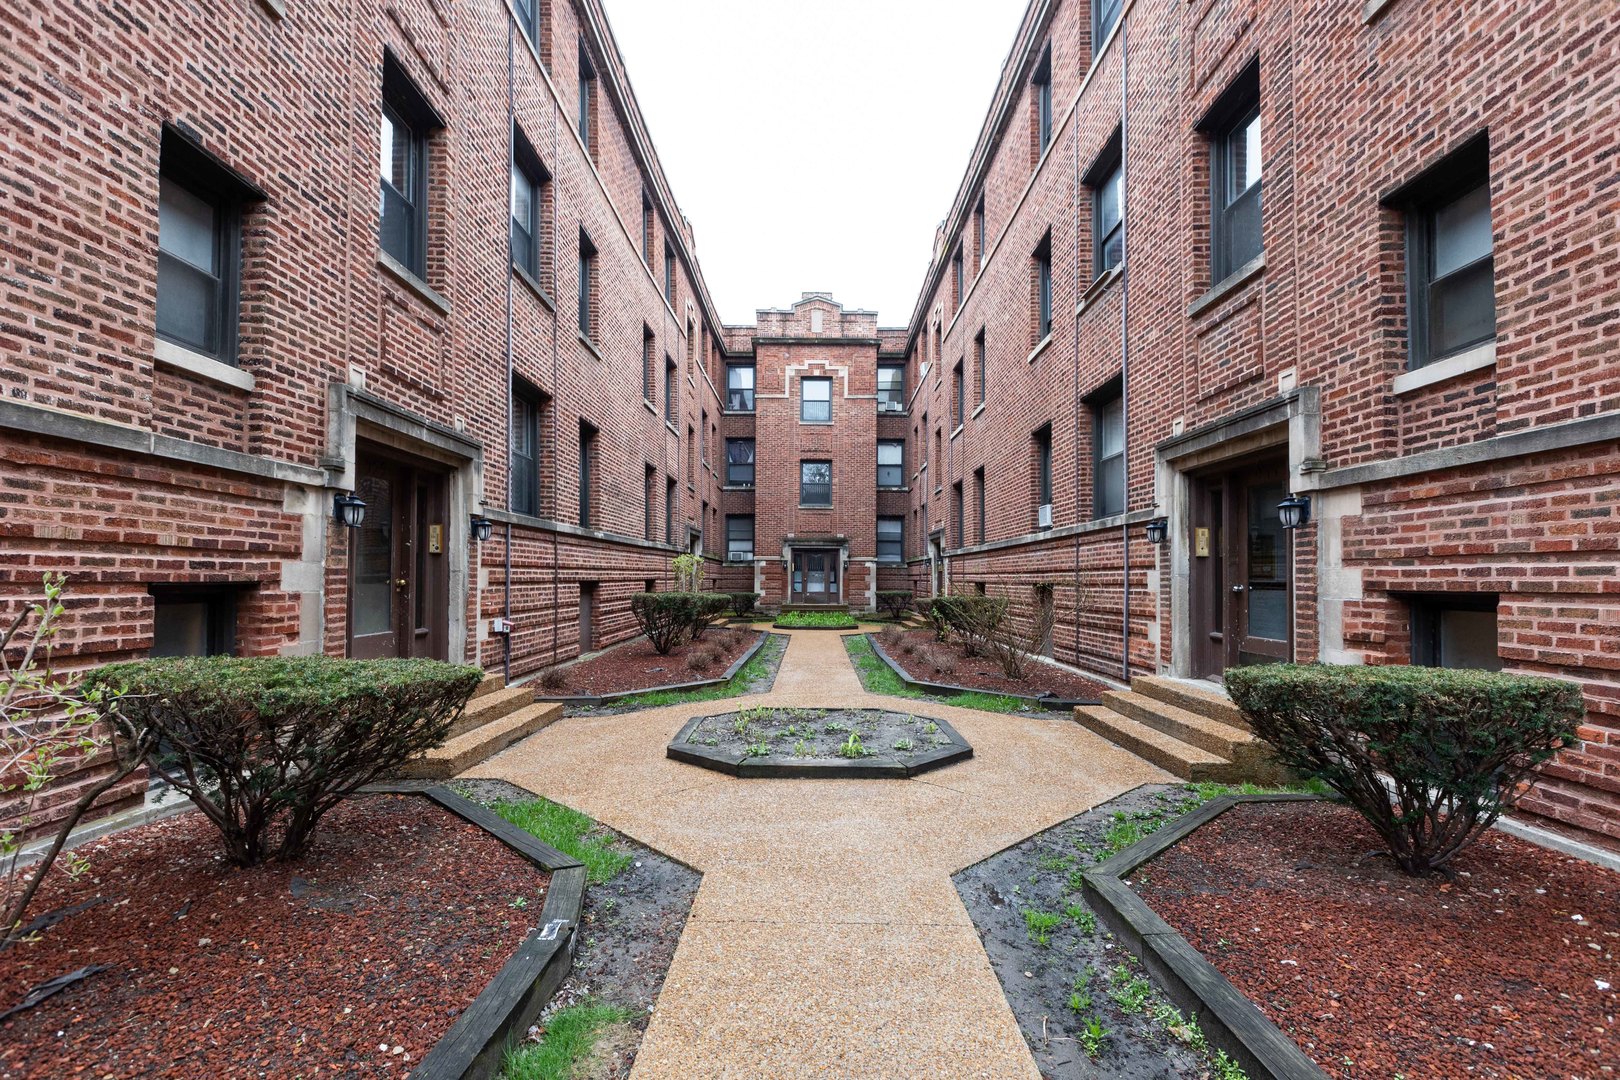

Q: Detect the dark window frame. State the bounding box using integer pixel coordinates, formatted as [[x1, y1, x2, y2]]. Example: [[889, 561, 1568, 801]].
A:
[[1032, 47, 1053, 159], [876, 516, 904, 564], [877, 439, 905, 489], [800, 376, 833, 424], [952, 480, 965, 548], [577, 419, 596, 528], [149, 584, 239, 657], [974, 329, 987, 405], [1034, 423, 1053, 517], [1085, 131, 1124, 277], [1409, 592, 1502, 671], [513, 0, 541, 51], [577, 45, 596, 155], [1094, 0, 1123, 48], [800, 460, 832, 507], [725, 438, 755, 486], [974, 466, 986, 543], [664, 354, 678, 421], [1034, 233, 1053, 342], [1201, 63, 1263, 283], [726, 514, 755, 562], [510, 380, 542, 517], [510, 127, 548, 282], [726, 361, 755, 412], [665, 476, 677, 544], [577, 230, 597, 341], [877, 362, 906, 411], [380, 53, 442, 279], [1088, 378, 1125, 519]]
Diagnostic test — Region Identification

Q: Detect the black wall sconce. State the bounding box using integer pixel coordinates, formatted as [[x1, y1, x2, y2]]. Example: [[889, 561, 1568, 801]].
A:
[[1277, 494, 1311, 530], [470, 515, 494, 543], [1144, 517, 1169, 545], [332, 492, 367, 529]]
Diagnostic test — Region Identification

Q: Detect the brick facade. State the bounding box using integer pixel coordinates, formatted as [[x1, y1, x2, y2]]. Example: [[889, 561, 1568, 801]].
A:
[[2, 0, 1618, 841]]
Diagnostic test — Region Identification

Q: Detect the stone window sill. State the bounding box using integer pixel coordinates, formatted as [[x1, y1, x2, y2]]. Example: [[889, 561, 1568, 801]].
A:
[[578, 332, 604, 362], [1077, 264, 1123, 317], [513, 264, 554, 311], [1027, 333, 1053, 365], [154, 338, 255, 392], [378, 251, 451, 316], [1187, 253, 1265, 318], [1392, 340, 1496, 395]]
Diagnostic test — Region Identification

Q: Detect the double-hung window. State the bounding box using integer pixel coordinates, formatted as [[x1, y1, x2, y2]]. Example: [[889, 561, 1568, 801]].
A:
[[157, 128, 258, 364], [800, 461, 832, 507], [577, 232, 597, 341], [726, 515, 755, 562], [380, 55, 440, 278], [1088, 133, 1124, 276], [1393, 136, 1495, 369], [877, 363, 905, 411], [1032, 48, 1052, 161], [1205, 65, 1262, 282], [510, 133, 547, 282], [800, 377, 832, 423], [726, 438, 755, 486], [876, 517, 904, 564], [577, 48, 596, 155], [510, 383, 541, 517], [1092, 388, 1124, 518], [727, 362, 755, 411], [1033, 234, 1053, 342], [877, 440, 904, 488]]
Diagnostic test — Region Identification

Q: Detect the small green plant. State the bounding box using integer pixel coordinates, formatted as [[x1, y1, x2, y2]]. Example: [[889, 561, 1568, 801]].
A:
[[744, 741, 770, 757], [1066, 868, 1087, 893], [488, 797, 632, 884], [1037, 852, 1074, 873], [1108, 963, 1153, 1014], [921, 721, 939, 735], [836, 732, 871, 759], [892, 738, 914, 752], [1067, 989, 1091, 1013], [502, 999, 634, 1080], [792, 739, 812, 758], [823, 720, 852, 735], [1078, 1015, 1109, 1059], [1022, 908, 1062, 947], [1065, 903, 1097, 935], [773, 609, 859, 629]]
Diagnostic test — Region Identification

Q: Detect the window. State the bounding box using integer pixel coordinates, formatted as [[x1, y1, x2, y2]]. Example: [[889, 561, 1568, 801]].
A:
[[877, 440, 904, 488], [974, 329, 986, 405], [380, 55, 439, 277], [952, 360, 965, 427], [664, 355, 678, 421], [699, 500, 708, 553], [952, 481, 964, 547], [577, 46, 596, 156], [877, 363, 905, 411], [510, 133, 547, 281], [972, 196, 986, 274], [644, 464, 656, 540], [800, 377, 832, 423], [952, 248, 964, 311], [1204, 65, 1262, 282], [726, 515, 755, 562], [510, 382, 541, 516], [1088, 133, 1123, 276], [877, 517, 904, 564], [577, 231, 597, 341], [663, 243, 675, 301], [1033, 233, 1052, 343], [642, 327, 655, 400], [800, 460, 832, 507], [1410, 594, 1501, 670], [726, 362, 754, 411], [578, 419, 596, 528], [974, 467, 986, 543], [1034, 423, 1053, 522], [700, 409, 707, 466], [1032, 47, 1052, 162], [512, 0, 541, 50], [1396, 137, 1495, 368], [641, 192, 654, 264], [150, 585, 237, 657], [934, 427, 943, 490], [726, 438, 755, 486], [665, 476, 677, 543], [1094, 0, 1123, 47], [686, 425, 695, 487], [1092, 386, 1124, 518], [157, 128, 255, 363]]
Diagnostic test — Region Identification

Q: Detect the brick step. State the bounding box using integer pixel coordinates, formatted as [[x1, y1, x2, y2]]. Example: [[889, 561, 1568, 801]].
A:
[[1102, 690, 1255, 759], [1131, 675, 1250, 731], [398, 702, 562, 780], [470, 672, 505, 700], [447, 684, 535, 740], [1073, 705, 1246, 783]]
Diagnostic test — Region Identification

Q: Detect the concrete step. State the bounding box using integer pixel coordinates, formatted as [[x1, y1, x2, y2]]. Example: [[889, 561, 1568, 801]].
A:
[[470, 672, 505, 700], [1132, 675, 1250, 731], [1102, 690, 1255, 759], [447, 684, 535, 740], [399, 701, 562, 780], [1074, 705, 1246, 783]]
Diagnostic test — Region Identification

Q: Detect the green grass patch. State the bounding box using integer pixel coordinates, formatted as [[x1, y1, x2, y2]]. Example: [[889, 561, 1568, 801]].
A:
[[489, 797, 632, 884], [773, 610, 859, 629], [502, 1000, 634, 1080], [1022, 908, 1063, 946]]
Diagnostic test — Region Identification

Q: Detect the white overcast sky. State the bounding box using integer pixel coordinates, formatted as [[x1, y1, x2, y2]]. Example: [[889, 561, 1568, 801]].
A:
[[603, 0, 1028, 328]]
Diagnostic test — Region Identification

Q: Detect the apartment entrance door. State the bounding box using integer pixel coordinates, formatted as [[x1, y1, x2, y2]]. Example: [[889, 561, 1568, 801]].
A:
[[346, 446, 450, 660], [1189, 457, 1292, 678], [790, 549, 840, 604]]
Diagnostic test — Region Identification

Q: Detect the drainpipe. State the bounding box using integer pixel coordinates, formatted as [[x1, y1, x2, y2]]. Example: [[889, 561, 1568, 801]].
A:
[[502, 17, 515, 684], [1118, 26, 1131, 685]]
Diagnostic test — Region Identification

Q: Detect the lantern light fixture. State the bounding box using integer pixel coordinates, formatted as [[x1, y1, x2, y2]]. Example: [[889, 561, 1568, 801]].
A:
[[332, 492, 367, 529], [1144, 517, 1169, 545], [1277, 494, 1312, 531], [470, 515, 494, 543]]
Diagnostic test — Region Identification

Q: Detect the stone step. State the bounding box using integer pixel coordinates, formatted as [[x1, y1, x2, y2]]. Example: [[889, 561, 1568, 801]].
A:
[[470, 672, 505, 700], [447, 684, 535, 740], [1073, 705, 1246, 784], [1132, 675, 1250, 731], [398, 701, 562, 780], [1102, 690, 1255, 759]]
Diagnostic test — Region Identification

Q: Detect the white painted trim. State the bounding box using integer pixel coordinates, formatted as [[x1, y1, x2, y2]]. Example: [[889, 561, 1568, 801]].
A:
[[154, 338, 255, 391], [1391, 340, 1496, 395]]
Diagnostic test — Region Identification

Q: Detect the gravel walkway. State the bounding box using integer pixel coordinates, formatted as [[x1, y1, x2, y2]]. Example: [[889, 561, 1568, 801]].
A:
[[469, 625, 1169, 1078]]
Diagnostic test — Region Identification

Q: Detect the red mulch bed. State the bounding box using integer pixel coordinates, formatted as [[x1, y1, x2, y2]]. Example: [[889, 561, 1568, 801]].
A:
[[0, 794, 547, 1079], [1134, 800, 1619, 1079], [552, 628, 761, 696], [880, 628, 1109, 701]]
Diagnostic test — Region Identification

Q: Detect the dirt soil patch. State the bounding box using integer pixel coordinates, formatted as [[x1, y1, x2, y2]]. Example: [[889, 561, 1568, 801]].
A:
[[1135, 800, 1619, 1079], [0, 794, 545, 1079], [455, 778, 699, 1078], [879, 628, 1109, 701], [550, 629, 762, 697], [683, 706, 957, 763], [955, 783, 1230, 1079]]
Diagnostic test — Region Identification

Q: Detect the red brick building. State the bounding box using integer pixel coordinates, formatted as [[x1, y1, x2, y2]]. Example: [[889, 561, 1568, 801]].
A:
[[2, 0, 1618, 841]]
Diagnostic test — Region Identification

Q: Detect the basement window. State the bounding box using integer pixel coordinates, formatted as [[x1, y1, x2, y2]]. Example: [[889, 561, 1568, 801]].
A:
[[150, 585, 239, 657], [1410, 593, 1501, 671]]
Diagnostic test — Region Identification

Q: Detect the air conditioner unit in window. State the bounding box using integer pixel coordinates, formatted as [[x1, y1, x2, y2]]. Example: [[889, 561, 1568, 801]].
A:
[[879, 401, 903, 413], [1038, 503, 1053, 529]]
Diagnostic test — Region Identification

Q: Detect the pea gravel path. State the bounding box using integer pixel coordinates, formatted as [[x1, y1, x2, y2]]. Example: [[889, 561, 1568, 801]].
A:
[[469, 625, 1168, 1078]]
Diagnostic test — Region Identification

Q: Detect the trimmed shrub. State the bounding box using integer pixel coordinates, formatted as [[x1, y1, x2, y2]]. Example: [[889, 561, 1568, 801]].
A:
[[728, 592, 759, 617], [688, 592, 731, 641], [875, 591, 914, 620], [82, 656, 482, 866], [930, 594, 1009, 657], [630, 593, 698, 654], [1225, 663, 1584, 876]]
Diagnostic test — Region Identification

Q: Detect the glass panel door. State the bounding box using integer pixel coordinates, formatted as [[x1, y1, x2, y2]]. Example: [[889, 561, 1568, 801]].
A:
[[350, 465, 399, 658], [1235, 475, 1291, 663]]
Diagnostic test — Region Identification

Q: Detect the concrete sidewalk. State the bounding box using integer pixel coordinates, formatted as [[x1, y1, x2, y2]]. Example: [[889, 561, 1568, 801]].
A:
[[470, 626, 1169, 1078]]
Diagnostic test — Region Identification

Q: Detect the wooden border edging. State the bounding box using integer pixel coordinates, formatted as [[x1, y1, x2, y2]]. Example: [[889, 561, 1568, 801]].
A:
[[1081, 793, 1329, 1080], [360, 785, 587, 1080], [864, 633, 1102, 708], [666, 712, 973, 778], [534, 630, 774, 706]]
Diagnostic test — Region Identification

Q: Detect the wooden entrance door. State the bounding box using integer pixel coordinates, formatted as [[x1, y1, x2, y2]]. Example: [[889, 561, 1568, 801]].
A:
[[1190, 460, 1292, 677], [347, 451, 449, 660], [790, 550, 840, 603]]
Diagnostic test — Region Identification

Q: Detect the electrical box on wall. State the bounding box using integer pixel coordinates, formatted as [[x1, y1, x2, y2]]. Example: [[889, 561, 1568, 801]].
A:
[[491, 617, 513, 635]]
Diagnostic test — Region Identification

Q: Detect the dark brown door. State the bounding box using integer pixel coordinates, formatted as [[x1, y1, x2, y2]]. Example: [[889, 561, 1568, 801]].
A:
[[347, 450, 449, 660], [790, 550, 840, 603], [1190, 460, 1292, 677]]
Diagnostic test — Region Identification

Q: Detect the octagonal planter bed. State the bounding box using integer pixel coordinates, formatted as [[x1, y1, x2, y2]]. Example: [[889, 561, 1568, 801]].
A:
[[669, 707, 971, 778]]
